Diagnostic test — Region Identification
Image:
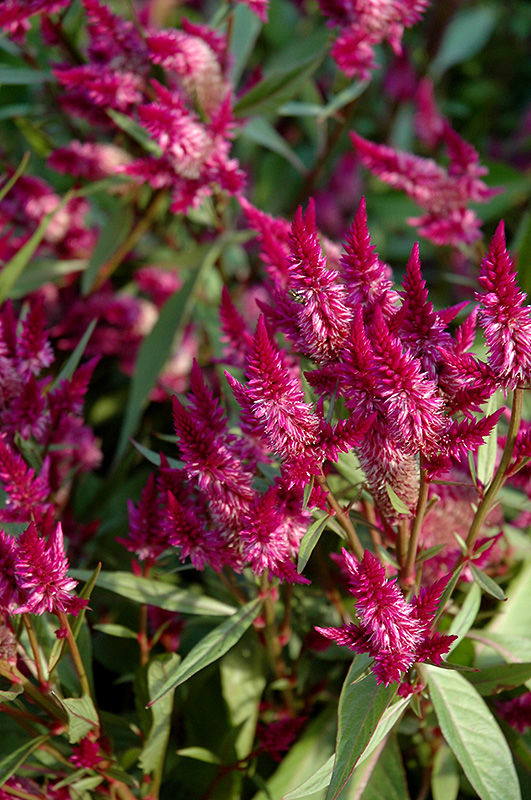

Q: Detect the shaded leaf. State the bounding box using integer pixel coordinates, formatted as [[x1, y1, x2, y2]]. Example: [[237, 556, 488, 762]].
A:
[[448, 582, 481, 653], [82, 202, 134, 294], [298, 515, 329, 573], [0, 67, 53, 84], [0, 152, 30, 204], [50, 319, 97, 390], [234, 54, 324, 118], [114, 245, 219, 465], [326, 657, 398, 799], [0, 735, 49, 787], [430, 6, 498, 77], [466, 662, 531, 696], [176, 747, 222, 764], [70, 570, 236, 616], [427, 665, 521, 800], [93, 623, 138, 639], [242, 117, 308, 174], [139, 653, 180, 773], [431, 744, 460, 800], [220, 633, 266, 759], [148, 597, 262, 705]]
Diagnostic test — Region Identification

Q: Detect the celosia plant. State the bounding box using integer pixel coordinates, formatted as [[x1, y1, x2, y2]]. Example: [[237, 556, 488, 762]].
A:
[[0, 0, 531, 799]]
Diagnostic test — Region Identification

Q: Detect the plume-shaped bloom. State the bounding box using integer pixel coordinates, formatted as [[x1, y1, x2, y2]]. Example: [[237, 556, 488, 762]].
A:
[[341, 197, 397, 318], [476, 221, 531, 390], [0, 437, 52, 523], [392, 242, 453, 379], [318, 0, 431, 80], [497, 693, 531, 733], [226, 317, 324, 486], [0, 0, 69, 34], [316, 549, 455, 685], [14, 522, 88, 617], [278, 202, 352, 363], [350, 129, 497, 246], [119, 473, 172, 565]]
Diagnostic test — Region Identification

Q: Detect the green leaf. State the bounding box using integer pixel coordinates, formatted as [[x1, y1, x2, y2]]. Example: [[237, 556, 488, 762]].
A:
[[283, 755, 335, 799], [385, 484, 410, 516], [242, 117, 308, 175], [430, 6, 498, 78], [0, 152, 30, 203], [50, 319, 97, 390], [113, 245, 219, 465], [426, 665, 521, 800], [434, 566, 464, 624], [234, 53, 324, 118], [415, 543, 446, 564], [326, 657, 398, 799], [0, 735, 49, 787], [176, 747, 222, 764], [107, 109, 162, 155], [353, 734, 411, 800], [0, 688, 22, 703], [60, 694, 99, 744], [139, 653, 180, 774], [514, 210, 531, 296], [93, 623, 138, 639], [82, 202, 134, 294], [70, 570, 236, 616], [298, 516, 329, 573], [220, 633, 266, 759], [130, 439, 183, 469], [0, 191, 73, 303], [230, 3, 263, 86], [431, 744, 460, 800], [10, 258, 88, 298], [466, 662, 531, 696], [469, 563, 506, 600], [147, 597, 262, 705], [251, 706, 337, 800], [485, 559, 531, 636], [448, 582, 481, 654], [0, 66, 53, 84], [317, 80, 369, 122]]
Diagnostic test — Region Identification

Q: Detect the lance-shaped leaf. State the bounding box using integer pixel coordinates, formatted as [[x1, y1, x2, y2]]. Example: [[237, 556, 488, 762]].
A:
[[326, 656, 398, 799], [0, 735, 49, 787], [59, 695, 99, 744], [147, 597, 262, 705], [139, 654, 180, 774], [447, 582, 481, 653], [70, 570, 235, 616], [466, 662, 531, 696], [426, 665, 521, 800]]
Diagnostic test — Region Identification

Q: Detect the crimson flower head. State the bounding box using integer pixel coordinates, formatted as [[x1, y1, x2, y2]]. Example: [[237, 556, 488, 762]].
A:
[[14, 522, 87, 617], [476, 221, 531, 390], [316, 549, 456, 686]]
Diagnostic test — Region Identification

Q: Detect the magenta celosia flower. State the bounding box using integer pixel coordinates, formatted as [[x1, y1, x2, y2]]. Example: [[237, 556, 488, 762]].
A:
[[69, 737, 102, 770], [0, 0, 69, 33], [0, 530, 20, 614], [318, 0, 431, 80], [14, 522, 87, 617], [267, 202, 352, 364], [0, 437, 52, 523], [48, 141, 132, 181], [316, 549, 456, 686], [476, 221, 531, 390], [497, 693, 531, 733], [219, 286, 254, 369], [226, 317, 324, 486], [350, 128, 497, 246], [118, 473, 172, 565], [341, 197, 397, 319]]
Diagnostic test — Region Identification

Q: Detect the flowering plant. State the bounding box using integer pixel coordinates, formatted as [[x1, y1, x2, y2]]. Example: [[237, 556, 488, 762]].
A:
[[1, 1, 531, 799]]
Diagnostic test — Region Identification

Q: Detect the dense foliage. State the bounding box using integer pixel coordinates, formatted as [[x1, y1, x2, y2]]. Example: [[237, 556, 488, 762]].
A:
[[1, 1, 531, 799]]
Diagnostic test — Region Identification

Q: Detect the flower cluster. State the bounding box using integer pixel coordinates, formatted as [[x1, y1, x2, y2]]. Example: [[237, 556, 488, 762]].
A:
[[318, 0, 431, 80], [0, 519, 87, 618], [350, 80, 498, 246], [316, 549, 456, 685], [53, 0, 245, 213]]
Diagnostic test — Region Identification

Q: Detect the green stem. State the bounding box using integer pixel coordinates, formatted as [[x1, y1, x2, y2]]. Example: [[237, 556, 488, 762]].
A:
[[396, 519, 408, 572], [21, 614, 46, 688], [316, 472, 364, 560], [91, 190, 166, 292], [403, 469, 430, 584], [0, 663, 66, 722], [464, 388, 523, 557], [56, 610, 94, 704]]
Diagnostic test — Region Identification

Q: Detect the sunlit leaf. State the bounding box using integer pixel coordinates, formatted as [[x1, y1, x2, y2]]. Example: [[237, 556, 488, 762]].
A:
[[427, 665, 521, 800], [139, 653, 180, 773], [70, 570, 236, 616], [60, 694, 99, 744], [298, 515, 329, 573]]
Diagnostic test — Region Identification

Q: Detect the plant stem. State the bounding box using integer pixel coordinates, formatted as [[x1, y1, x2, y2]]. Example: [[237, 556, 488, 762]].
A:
[[91, 190, 166, 292], [56, 610, 94, 704], [260, 576, 296, 715], [0, 662, 66, 722], [316, 472, 364, 560], [403, 469, 430, 584], [464, 388, 522, 557], [21, 615, 46, 688], [396, 518, 408, 572]]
